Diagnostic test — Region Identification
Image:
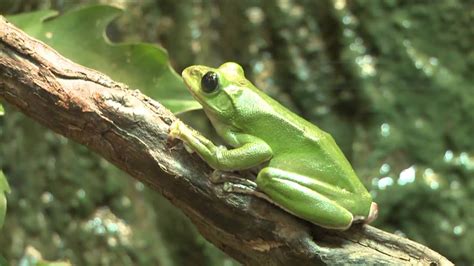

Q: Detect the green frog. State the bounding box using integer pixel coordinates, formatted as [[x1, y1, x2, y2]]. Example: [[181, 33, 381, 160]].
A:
[[170, 62, 377, 230]]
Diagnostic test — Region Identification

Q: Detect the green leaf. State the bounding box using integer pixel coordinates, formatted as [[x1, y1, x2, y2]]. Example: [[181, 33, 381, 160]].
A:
[[7, 5, 201, 113], [0, 104, 4, 116], [0, 171, 10, 194], [0, 170, 10, 228]]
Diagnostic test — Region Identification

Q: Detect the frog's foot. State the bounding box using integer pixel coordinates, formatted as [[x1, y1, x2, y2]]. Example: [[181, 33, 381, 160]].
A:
[[168, 121, 195, 153], [210, 170, 257, 188], [222, 182, 270, 201], [168, 120, 184, 139], [213, 171, 268, 200]]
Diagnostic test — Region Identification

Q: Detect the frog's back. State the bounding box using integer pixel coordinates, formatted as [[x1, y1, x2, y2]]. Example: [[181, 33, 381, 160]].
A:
[[235, 89, 367, 194]]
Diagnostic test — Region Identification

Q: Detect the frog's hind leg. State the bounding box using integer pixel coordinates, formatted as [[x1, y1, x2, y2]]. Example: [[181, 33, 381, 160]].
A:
[[255, 167, 353, 230]]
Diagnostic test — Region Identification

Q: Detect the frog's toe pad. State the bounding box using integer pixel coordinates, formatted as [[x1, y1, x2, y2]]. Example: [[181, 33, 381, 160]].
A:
[[168, 120, 183, 138]]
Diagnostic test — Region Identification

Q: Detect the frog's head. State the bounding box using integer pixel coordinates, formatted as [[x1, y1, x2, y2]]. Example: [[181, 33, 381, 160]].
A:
[[182, 62, 251, 120]]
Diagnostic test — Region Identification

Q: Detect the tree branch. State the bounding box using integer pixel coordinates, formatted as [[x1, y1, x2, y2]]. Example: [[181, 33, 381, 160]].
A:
[[0, 16, 452, 265]]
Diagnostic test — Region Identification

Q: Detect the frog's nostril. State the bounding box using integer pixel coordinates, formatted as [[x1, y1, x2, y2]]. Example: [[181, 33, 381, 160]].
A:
[[191, 69, 202, 78]]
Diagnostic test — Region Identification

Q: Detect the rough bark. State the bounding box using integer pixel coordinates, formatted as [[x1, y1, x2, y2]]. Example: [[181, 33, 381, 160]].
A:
[[0, 16, 452, 265]]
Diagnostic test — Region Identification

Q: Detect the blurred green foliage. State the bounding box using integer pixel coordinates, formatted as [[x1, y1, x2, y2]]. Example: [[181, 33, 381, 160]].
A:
[[1, 0, 473, 265], [0, 170, 10, 228]]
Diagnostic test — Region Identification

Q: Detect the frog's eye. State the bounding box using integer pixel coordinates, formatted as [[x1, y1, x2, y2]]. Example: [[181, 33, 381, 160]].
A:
[[201, 71, 220, 93]]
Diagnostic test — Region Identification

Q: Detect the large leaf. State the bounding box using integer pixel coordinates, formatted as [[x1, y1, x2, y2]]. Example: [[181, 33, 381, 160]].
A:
[[0, 170, 10, 228], [7, 5, 201, 113], [0, 104, 4, 116]]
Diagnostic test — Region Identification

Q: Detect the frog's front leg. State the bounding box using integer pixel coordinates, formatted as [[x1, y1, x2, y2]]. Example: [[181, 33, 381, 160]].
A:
[[255, 167, 354, 230], [169, 120, 272, 171]]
